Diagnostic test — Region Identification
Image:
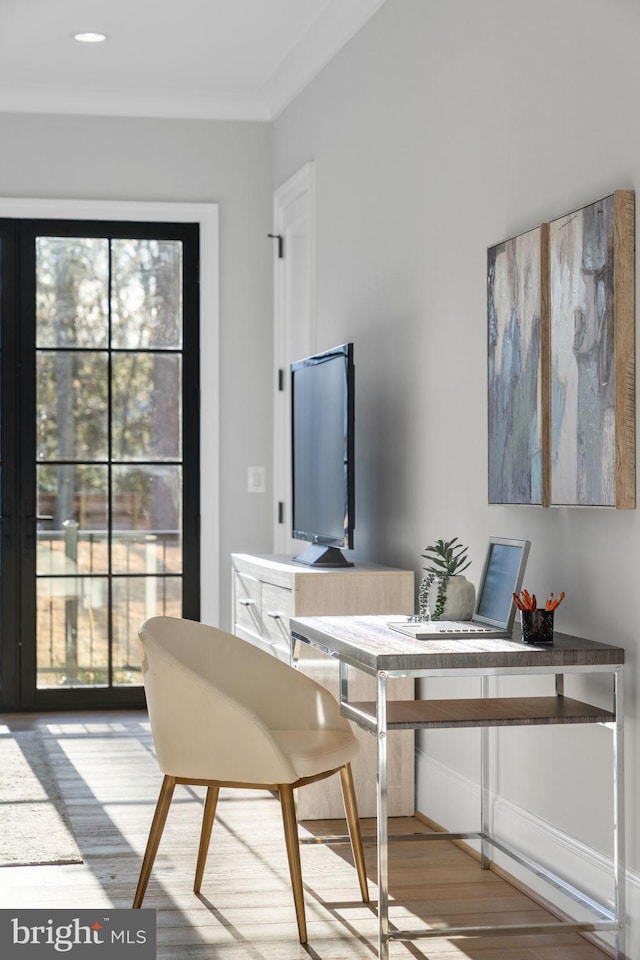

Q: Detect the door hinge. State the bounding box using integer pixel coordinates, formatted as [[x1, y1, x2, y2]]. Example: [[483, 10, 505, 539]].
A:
[[268, 233, 284, 259], [278, 368, 285, 392], [278, 502, 285, 524]]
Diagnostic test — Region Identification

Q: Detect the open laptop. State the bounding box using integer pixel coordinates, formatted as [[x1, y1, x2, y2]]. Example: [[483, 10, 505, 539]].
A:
[[389, 537, 531, 639]]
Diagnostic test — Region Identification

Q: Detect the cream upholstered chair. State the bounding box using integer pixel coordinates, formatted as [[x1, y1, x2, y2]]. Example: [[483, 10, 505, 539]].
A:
[[133, 616, 369, 942]]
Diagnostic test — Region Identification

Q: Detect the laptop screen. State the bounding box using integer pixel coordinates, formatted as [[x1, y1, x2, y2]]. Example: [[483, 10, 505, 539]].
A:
[[474, 539, 530, 628]]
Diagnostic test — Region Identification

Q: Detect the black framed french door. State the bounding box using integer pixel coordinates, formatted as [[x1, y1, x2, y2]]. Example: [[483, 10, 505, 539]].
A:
[[0, 218, 200, 710]]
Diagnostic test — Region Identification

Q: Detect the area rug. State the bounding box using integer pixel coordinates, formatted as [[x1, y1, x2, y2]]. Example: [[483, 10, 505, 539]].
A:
[[0, 730, 82, 867]]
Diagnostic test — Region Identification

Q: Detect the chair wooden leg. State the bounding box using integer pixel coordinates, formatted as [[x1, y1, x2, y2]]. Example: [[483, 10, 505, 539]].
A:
[[279, 783, 307, 944], [133, 774, 176, 908], [339, 763, 369, 903], [194, 785, 220, 893]]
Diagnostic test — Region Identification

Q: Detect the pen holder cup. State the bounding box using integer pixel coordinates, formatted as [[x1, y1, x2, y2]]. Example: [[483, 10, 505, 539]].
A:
[[521, 609, 554, 645]]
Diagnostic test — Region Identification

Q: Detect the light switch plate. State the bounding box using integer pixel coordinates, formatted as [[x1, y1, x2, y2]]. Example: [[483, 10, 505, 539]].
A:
[[247, 466, 266, 493]]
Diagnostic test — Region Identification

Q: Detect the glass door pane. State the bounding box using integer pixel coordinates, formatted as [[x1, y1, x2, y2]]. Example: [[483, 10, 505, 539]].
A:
[[34, 235, 187, 691]]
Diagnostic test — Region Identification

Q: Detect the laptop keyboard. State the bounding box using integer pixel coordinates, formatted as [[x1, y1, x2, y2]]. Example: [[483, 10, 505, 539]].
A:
[[420, 621, 495, 633]]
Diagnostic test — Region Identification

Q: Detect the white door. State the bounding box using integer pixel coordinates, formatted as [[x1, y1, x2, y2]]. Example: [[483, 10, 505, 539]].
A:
[[273, 162, 316, 554]]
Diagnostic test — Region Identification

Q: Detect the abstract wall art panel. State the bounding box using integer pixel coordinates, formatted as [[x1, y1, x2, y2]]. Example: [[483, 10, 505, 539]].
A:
[[488, 225, 550, 505], [549, 191, 635, 508]]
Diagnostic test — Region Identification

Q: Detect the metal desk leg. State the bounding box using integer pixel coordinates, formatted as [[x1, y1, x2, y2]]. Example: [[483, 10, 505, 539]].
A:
[[613, 666, 625, 960], [377, 670, 389, 960], [480, 675, 490, 869], [340, 660, 349, 706]]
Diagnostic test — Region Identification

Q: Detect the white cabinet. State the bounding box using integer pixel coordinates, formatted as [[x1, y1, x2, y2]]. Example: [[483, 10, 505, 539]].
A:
[[231, 554, 415, 819]]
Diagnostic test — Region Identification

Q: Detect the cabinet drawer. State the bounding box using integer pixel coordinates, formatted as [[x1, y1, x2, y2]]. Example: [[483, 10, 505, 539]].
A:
[[234, 571, 263, 638], [262, 581, 294, 651]]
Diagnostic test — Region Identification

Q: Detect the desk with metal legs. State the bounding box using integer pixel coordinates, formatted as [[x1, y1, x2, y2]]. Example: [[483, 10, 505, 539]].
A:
[[290, 614, 625, 960]]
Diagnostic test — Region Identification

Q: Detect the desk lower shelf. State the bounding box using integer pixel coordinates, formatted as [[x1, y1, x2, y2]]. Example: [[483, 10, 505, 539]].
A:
[[350, 696, 615, 729]]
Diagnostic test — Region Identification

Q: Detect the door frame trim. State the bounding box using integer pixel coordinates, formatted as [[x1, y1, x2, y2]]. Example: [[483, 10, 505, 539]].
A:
[[0, 197, 219, 629], [272, 163, 315, 554]]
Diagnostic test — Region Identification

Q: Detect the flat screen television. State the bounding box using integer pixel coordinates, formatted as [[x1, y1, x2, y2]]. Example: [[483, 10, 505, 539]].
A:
[[290, 342, 355, 567]]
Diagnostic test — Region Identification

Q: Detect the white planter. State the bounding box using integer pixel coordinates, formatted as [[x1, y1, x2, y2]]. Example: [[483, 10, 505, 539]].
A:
[[419, 575, 475, 621], [441, 575, 475, 619]]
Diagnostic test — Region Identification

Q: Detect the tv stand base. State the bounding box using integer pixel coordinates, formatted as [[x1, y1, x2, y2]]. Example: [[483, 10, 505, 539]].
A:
[[292, 544, 354, 567]]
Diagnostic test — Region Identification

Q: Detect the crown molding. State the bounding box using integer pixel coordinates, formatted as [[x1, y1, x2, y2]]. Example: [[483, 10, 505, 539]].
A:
[[0, 83, 271, 122], [259, 0, 388, 118]]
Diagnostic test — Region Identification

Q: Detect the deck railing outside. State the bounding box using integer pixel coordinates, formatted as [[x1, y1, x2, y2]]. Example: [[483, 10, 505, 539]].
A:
[[36, 524, 181, 688]]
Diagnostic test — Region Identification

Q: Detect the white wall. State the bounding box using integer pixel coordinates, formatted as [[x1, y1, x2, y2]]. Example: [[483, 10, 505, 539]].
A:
[[274, 0, 640, 951], [0, 112, 273, 628]]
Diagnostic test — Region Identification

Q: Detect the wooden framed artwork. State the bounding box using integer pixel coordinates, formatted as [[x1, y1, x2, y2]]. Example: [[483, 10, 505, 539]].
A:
[[488, 189, 635, 509], [487, 225, 549, 505], [549, 190, 635, 507]]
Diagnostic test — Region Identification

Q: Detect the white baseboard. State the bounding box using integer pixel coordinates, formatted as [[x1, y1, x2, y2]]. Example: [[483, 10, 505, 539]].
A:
[[416, 751, 639, 959]]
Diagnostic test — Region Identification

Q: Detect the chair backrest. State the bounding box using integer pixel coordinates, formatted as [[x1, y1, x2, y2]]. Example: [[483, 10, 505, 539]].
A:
[[138, 616, 351, 784]]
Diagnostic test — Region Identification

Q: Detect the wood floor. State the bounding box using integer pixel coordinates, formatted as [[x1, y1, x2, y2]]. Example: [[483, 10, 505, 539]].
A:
[[0, 710, 612, 960]]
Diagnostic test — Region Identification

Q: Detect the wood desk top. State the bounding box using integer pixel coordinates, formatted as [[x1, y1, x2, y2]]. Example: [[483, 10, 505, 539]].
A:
[[290, 614, 625, 674]]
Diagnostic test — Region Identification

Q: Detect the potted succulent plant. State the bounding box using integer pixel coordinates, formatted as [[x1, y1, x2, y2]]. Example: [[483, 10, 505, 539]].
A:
[[418, 537, 475, 621]]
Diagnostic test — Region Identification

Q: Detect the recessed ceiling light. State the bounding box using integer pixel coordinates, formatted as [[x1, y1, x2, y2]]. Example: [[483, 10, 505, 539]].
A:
[[73, 32, 108, 43]]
